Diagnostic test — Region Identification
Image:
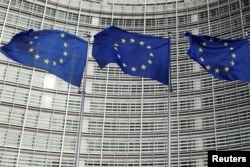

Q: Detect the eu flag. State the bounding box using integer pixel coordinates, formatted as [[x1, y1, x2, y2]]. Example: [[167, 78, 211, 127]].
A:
[[0, 29, 88, 87], [186, 32, 250, 82], [92, 26, 171, 85]]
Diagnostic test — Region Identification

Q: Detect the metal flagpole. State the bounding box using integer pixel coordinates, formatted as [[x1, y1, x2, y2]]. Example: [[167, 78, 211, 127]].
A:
[[75, 33, 91, 167], [167, 33, 172, 167], [167, 74, 172, 167]]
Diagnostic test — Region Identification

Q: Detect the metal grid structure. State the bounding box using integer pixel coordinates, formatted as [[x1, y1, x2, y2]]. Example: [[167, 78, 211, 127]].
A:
[[0, 0, 249, 166]]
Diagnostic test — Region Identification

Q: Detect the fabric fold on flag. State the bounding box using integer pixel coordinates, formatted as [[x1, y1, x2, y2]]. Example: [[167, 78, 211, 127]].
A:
[[0, 29, 88, 86], [185, 32, 250, 82], [92, 26, 171, 85]]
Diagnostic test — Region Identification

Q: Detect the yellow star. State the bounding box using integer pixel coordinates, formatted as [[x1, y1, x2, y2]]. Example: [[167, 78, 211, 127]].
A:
[[34, 36, 38, 39], [231, 53, 236, 58], [231, 61, 235, 66], [114, 46, 118, 51], [141, 64, 146, 70], [147, 45, 151, 49], [139, 41, 144, 46], [130, 38, 135, 43], [29, 41, 33, 45], [122, 63, 127, 67], [34, 54, 40, 59], [61, 33, 65, 38], [63, 51, 68, 56], [224, 42, 228, 46], [202, 42, 206, 46], [229, 47, 234, 50], [59, 58, 64, 64], [53, 61, 57, 66], [114, 43, 119, 47], [148, 60, 152, 64], [117, 54, 121, 59], [64, 42, 68, 47], [121, 38, 126, 43], [200, 57, 205, 62], [44, 59, 49, 64], [206, 65, 211, 70], [131, 67, 136, 71], [198, 48, 203, 53], [29, 48, 34, 52], [149, 53, 154, 57], [215, 68, 220, 73], [224, 66, 229, 72], [209, 38, 214, 42]]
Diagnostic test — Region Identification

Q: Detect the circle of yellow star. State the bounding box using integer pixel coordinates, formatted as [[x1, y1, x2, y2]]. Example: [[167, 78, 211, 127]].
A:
[[215, 68, 220, 73], [206, 65, 211, 70], [34, 54, 40, 59], [131, 67, 136, 71], [44, 59, 49, 64], [61, 33, 65, 38], [141, 64, 146, 70], [224, 66, 229, 72]]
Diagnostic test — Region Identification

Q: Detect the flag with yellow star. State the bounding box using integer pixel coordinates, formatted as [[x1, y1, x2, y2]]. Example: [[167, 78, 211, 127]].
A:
[[186, 32, 250, 82], [0, 29, 88, 86], [92, 26, 171, 85]]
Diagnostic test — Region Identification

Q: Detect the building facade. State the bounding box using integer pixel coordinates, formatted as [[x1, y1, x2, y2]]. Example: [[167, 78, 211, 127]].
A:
[[0, 0, 249, 166]]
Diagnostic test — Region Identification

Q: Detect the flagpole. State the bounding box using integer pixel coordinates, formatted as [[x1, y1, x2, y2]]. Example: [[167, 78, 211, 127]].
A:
[[167, 71, 172, 167], [167, 32, 172, 167], [75, 33, 91, 167]]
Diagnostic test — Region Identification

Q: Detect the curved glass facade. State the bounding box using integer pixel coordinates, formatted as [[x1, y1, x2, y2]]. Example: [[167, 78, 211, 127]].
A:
[[0, 0, 249, 166]]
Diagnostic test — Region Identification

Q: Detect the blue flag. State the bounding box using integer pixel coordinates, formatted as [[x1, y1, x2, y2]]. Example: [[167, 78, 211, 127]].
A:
[[92, 26, 171, 85], [186, 32, 250, 82], [0, 29, 88, 86]]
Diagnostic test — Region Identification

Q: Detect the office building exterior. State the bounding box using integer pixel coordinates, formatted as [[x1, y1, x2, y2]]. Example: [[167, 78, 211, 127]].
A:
[[0, 0, 249, 166]]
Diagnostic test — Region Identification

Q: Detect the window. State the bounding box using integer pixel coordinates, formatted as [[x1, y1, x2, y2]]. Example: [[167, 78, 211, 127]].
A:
[[33, 4, 45, 14], [230, 2, 239, 12], [45, 8, 56, 17], [48, 134, 62, 151], [68, 98, 81, 111], [199, 11, 208, 21], [79, 15, 91, 24], [22, 1, 32, 11], [179, 81, 194, 91], [29, 19, 42, 29], [168, 17, 176, 25], [63, 136, 76, 151], [203, 116, 214, 128], [242, 0, 250, 7], [55, 10, 67, 20], [134, 19, 144, 27], [50, 115, 64, 131], [5, 129, 21, 147], [204, 137, 216, 148], [219, 5, 229, 16], [210, 9, 218, 17], [66, 119, 79, 131], [67, 13, 78, 22]]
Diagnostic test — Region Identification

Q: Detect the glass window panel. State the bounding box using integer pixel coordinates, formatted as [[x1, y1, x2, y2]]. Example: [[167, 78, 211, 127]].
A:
[[22, 131, 35, 148], [48, 134, 62, 151], [37, 112, 51, 129], [45, 8, 56, 17], [66, 118, 78, 131], [0, 106, 11, 124], [34, 133, 49, 150], [50, 114, 64, 130], [5, 129, 21, 147], [63, 136, 77, 151]]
